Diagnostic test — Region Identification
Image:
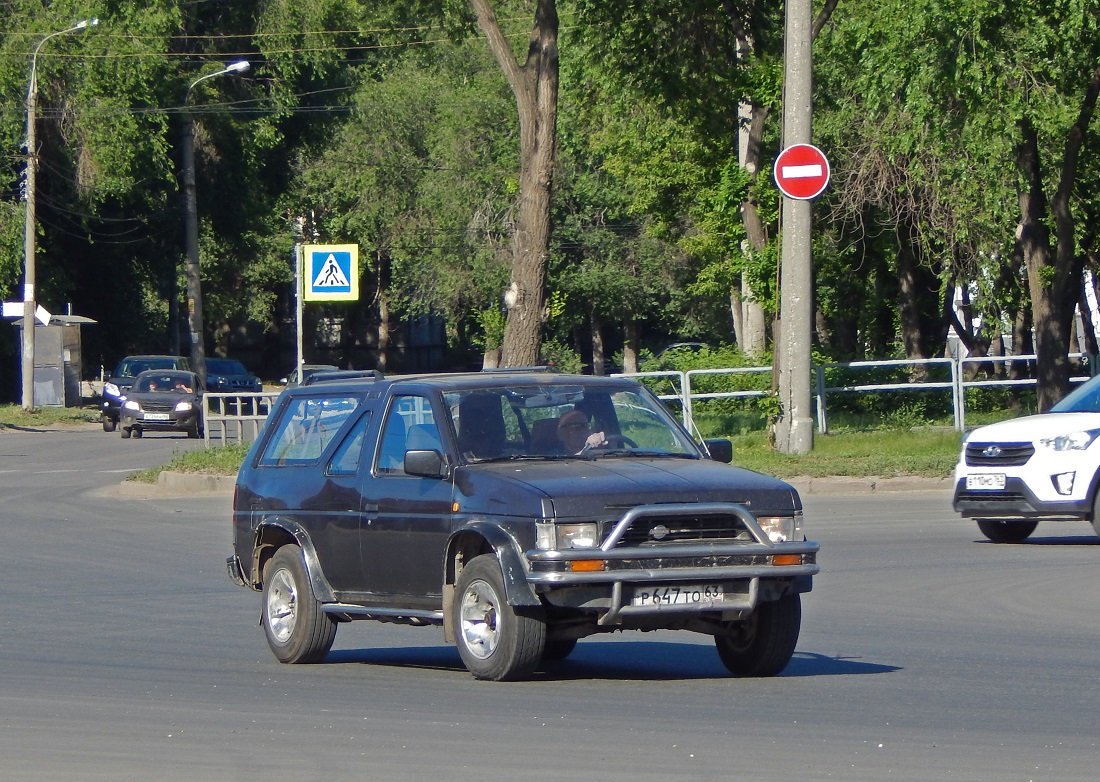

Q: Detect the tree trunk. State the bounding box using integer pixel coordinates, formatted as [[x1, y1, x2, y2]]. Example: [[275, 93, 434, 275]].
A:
[[1019, 67, 1100, 409], [622, 318, 639, 374], [736, 97, 769, 358], [472, 0, 558, 367], [590, 310, 605, 375]]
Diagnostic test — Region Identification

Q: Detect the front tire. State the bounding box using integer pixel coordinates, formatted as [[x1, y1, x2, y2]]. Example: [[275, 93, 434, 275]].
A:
[[715, 594, 801, 677], [120, 425, 131, 439], [976, 518, 1038, 543], [452, 554, 545, 681], [261, 546, 337, 664], [102, 416, 116, 433]]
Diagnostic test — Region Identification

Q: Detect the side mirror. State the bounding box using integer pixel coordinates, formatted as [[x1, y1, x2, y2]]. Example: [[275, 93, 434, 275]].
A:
[[703, 438, 733, 463], [404, 449, 447, 478]]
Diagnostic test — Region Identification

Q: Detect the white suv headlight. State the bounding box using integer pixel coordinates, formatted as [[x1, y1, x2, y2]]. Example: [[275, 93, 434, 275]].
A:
[[1039, 429, 1100, 451], [536, 522, 600, 550]]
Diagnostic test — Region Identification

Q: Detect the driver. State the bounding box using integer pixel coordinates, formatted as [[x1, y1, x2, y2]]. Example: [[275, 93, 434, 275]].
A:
[[556, 409, 608, 454]]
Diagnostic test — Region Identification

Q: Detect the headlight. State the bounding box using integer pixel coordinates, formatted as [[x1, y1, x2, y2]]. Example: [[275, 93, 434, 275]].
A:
[[123, 400, 140, 411], [756, 513, 804, 543], [175, 401, 193, 412], [536, 522, 600, 550], [104, 382, 120, 397], [1039, 429, 1100, 451]]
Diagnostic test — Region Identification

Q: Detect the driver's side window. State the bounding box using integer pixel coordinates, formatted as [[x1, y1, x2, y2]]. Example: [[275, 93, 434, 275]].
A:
[[376, 395, 439, 475]]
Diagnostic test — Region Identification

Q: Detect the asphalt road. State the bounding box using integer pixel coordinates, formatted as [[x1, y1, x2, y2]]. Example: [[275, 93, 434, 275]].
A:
[[1, 426, 1097, 781]]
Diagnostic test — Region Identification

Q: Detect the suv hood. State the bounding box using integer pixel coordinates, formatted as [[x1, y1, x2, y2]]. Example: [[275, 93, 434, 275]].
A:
[[455, 457, 800, 519]]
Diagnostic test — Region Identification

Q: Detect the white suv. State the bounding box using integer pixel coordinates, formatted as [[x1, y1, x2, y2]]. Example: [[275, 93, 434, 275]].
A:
[[953, 374, 1100, 543]]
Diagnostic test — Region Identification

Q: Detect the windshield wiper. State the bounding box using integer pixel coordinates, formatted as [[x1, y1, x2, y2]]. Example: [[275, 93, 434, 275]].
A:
[[588, 450, 695, 459]]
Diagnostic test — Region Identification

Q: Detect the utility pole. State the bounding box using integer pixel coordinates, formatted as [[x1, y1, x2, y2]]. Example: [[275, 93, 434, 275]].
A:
[[181, 61, 249, 391], [774, 0, 815, 454], [21, 18, 97, 410]]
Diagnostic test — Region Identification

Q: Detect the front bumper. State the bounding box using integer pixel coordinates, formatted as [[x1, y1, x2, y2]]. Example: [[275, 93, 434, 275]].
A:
[[952, 476, 1091, 519], [121, 410, 200, 432], [525, 502, 819, 623]]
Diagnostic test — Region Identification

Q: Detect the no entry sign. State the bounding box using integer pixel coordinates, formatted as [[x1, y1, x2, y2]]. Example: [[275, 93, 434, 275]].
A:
[[773, 143, 831, 200]]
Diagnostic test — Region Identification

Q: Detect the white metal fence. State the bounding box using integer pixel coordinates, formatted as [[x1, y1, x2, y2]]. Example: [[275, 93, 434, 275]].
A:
[[202, 392, 280, 446], [617, 352, 1096, 436], [195, 354, 1095, 448]]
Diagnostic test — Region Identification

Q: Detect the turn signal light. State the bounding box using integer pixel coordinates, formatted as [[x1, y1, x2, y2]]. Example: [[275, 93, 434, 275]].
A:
[[771, 554, 801, 566], [568, 560, 606, 572]]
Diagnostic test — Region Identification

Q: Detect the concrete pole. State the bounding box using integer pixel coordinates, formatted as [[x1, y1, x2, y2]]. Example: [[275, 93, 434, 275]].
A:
[[180, 62, 248, 392], [22, 60, 39, 410], [775, 0, 815, 454], [21, 19, 96, 410], [181, 114, 207, 391]]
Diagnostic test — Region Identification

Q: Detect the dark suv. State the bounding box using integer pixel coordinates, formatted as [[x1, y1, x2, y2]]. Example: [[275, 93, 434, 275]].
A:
[[227, 371, 819, 681]]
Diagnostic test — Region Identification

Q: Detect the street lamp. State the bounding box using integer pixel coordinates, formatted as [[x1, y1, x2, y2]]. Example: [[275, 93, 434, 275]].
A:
[[21, 17, 98, 411], [181, 60, 249, 391]]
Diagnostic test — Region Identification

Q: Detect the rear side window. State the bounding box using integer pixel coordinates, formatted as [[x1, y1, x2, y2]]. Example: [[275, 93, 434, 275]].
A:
[[259, 396, 360, 465]]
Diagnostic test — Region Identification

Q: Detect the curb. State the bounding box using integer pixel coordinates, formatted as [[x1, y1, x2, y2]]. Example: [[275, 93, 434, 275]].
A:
[[109, 471, 236, 498], [110, 471, 952, 499], [786, 475, 952, 495]]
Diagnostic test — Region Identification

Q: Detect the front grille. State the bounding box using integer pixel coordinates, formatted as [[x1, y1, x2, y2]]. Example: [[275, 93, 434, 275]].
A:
[[955, 491, 1028, 504], [965, 442, 1034, 467], [142, 400, 174, 413], [613, 512, 755, 547]]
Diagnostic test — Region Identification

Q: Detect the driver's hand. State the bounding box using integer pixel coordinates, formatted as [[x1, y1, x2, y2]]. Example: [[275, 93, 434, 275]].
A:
[[584, 431, 607, 449]]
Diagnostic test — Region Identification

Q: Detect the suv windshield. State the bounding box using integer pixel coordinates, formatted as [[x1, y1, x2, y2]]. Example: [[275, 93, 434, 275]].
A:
[[114, 357, 183, 378], [207, 359, 249, 375], [443, 384, 698, 461]]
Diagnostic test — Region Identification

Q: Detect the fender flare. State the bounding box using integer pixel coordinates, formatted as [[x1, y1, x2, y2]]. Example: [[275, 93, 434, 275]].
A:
[[253, 516, 337, 603]]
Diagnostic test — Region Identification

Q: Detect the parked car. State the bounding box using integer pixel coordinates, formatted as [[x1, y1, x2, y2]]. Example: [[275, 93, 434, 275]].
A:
[[100, 355, 189, 432], [279, 363, 338, 388], [227, 370, 819, 681], [119, 370, 202, 439], [953, 372, 1100, 542], [205, 358, 262, 393]]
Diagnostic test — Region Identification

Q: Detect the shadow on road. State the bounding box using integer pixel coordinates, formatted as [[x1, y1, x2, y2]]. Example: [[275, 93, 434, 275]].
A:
[[326, 641, 901, 681]]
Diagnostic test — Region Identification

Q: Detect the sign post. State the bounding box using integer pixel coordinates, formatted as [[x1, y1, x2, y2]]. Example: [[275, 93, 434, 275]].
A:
[[295, 244, 359, 378]]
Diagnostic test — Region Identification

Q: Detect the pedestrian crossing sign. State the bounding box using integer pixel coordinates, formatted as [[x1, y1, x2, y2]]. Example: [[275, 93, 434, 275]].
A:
[[302, 244, 359, 301]]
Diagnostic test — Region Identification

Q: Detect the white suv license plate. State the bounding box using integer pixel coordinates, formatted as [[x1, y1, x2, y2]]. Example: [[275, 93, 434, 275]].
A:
[[967, 473, 1006, 490], [633, 585, 723, 607], [143, 413, 171, 421]]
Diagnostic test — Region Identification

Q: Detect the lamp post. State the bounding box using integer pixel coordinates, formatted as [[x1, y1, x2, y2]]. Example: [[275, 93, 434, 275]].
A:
[[21, 18, 98, 411], [181, 61, 249, 391]]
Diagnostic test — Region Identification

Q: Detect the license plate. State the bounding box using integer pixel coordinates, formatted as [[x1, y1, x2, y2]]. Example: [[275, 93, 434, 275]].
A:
[[966, 473, 1005, 490], [143, 413, 170, 421], [632, 585, 723, 607]]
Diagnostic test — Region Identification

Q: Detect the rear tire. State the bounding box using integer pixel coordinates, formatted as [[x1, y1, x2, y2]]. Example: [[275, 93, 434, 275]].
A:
[[715, 594, 801, 677], [452, 554, 545, 681], [102, 416, 116, 433], [976, 518, 1038, 543], [261, 546, 337, 664]]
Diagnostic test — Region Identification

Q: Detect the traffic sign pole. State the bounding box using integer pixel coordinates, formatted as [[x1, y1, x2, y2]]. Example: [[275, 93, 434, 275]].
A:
[[775, 0, 816, 456]]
